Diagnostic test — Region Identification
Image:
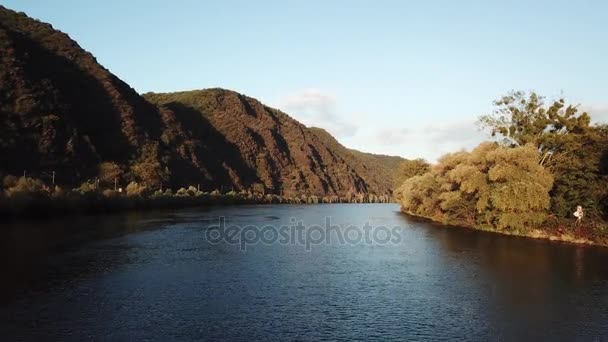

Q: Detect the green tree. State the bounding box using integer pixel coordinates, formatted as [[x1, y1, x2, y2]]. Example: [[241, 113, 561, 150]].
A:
[[399, 142, 554, 231], [485, 144, 554, 231], [478, 91, 591, 165], [548, 125, 608, 219], [479, 91, 608, 223]]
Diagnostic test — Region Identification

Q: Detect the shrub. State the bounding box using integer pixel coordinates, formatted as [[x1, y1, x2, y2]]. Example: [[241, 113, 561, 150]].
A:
[[4, 176, 48, 197]]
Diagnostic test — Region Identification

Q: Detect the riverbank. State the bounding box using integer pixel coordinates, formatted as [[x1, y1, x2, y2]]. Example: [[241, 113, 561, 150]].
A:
[[0, 188, 393, 220], [401, 209, 608, 248]]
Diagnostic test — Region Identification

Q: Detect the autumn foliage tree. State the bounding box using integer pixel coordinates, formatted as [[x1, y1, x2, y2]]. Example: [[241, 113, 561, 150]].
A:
[[131, 143, 170, 189], [393, 158, 430, 189]]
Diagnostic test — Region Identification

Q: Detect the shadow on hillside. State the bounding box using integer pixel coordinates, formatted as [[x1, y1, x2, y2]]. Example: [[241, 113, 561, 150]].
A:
[[161, 101, 261, 191]]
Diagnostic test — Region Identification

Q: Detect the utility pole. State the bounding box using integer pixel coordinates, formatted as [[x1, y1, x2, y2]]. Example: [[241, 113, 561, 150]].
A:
[[114, 177, 117, 191], [23, 170, 26, 178], [197, 184, 200, 192], [52, 171, 55, 185]]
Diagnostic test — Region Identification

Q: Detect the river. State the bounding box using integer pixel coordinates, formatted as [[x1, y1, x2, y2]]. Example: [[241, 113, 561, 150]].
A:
[[0, 204, 607, 340]]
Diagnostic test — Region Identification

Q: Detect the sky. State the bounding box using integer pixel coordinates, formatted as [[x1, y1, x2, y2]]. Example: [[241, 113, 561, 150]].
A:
[[3, 0, 608, 161]]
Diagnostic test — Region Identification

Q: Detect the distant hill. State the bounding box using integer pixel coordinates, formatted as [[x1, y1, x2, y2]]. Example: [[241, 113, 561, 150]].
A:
[[308, 127, 404, 192], [0, 6, 405, 196], [144, 90, 404, 196]]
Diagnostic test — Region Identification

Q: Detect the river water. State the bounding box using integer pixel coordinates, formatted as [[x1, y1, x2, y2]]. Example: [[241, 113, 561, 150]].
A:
[[0, 204, 607, 341]]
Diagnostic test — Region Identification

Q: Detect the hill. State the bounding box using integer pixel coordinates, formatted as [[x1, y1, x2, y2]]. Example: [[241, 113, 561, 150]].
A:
[[0, 6, 404, 197], [0, 6, 163, 183], [144, 90, 404, 196], [308, 127, 404, 192]]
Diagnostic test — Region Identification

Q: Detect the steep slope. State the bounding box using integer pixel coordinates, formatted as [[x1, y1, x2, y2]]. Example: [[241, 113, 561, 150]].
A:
[[145, 89, 381, 196], [0, 6, 403, 197], [0, 6, 164, 183], [308, 127, 404, 193]]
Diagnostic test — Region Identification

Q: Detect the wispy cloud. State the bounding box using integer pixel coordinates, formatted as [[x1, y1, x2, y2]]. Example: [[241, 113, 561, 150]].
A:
[[370, 120, 487, 161], [275, 89, 488, 162], [276, 89, 358, 137]]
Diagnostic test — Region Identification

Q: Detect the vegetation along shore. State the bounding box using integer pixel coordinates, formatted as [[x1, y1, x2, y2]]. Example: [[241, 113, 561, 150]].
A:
[[395, 92, 608, 247]]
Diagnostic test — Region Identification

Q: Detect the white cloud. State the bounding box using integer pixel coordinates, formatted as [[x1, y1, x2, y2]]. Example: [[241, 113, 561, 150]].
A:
[[374, 128, 410, 145], [369, 120, 487, 162], [274, 88, 489, 162], [276, 89, 358, 137], [580, 104, 608, 123]]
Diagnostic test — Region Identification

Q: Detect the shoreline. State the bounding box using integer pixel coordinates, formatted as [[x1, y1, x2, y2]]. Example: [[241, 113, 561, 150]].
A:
[[0, 194, 394, 222], [401, 210, 608, 248]]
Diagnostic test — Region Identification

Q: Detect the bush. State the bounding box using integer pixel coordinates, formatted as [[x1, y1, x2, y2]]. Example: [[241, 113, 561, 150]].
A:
[[77, 181, 97, 194], [4, 176, 48, 197]]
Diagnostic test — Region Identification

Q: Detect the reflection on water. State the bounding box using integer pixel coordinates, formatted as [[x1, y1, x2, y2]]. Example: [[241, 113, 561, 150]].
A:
[[0, 204, 607, 340]]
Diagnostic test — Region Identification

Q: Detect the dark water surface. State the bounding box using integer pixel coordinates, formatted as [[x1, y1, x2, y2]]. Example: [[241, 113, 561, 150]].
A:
[[1, 204, 607, 341]]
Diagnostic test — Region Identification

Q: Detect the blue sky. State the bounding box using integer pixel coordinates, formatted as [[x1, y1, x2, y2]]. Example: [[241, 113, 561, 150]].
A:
[[4, 0, 608, 160]]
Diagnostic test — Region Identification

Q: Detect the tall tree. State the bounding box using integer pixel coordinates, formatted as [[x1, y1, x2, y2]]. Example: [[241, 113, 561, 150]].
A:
[[97, 162, 123, 187], [478, 91, 591, 166], [393, 158, 430, 188], [131, 143, 170, 188]]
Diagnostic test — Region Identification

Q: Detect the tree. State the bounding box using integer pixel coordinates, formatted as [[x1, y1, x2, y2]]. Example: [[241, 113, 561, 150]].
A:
[[548, 125, 608, 219], [131, 143, 170, 189], [478, 91, 591, 166], [252, 182, 265, 195], [485, 144, 554, 231], [126, 181, 147, 197], [4, 176, 49, 197], [393, 158, 430, 189], [399, 142, 554, 232], [479, 91, 608, 223]]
